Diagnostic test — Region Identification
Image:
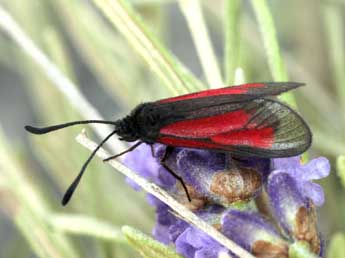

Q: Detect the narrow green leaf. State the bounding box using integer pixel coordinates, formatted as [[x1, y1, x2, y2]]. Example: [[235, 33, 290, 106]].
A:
[[178, 0, 223, 87], [233, 67, 245, 85], [337, 155, 345, 188], [43, 28, 75, 79], [50, 214, 127, 244], [92, 0, 205, 95], [327, 232, 345, 258], [251, 0, 297, 108], [122, 226, 182, 258], [224, 0, 242, 84], [322, 3, 345, 126]]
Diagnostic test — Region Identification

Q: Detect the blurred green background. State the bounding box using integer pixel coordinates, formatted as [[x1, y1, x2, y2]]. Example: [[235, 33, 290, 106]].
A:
[[0, 0, 344, 257]]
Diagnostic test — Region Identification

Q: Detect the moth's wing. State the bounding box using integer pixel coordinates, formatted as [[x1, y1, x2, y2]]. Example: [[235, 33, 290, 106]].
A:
[[158, 82, 304, 104], [156, 99, 311, 158]]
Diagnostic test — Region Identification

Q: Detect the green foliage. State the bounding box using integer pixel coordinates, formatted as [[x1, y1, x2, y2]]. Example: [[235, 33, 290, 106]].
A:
[[224, 0, 242, 85], [337, 155, 345, 188], [250, 0, 295, 107], [92, 0, 205, 96], [50, 214, 127, 243], [122, 226, 182, 258], [0, 0, 344, 257], [178, 0, 222, 87], [327, 233, 345, 258]]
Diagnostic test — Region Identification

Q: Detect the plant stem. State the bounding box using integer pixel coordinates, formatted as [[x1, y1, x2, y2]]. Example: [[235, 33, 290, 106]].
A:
[[251, 0, 297, 108], [178, 0, 223, 88], [224, 0, 242, 84], [92, 0, 205, 95], [323, 3, 345, 130], [50, 213, 127, 244]]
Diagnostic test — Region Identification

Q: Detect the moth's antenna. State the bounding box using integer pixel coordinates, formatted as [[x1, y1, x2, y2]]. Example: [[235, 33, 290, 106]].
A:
[[61, 130, 117, 206], [25, 120, 117, 135]]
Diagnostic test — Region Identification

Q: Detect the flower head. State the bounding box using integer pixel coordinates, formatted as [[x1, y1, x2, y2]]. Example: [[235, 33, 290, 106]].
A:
[[123, 144, 329, 257], [267, 156, 329, 255], [271, 156, 330, 206]]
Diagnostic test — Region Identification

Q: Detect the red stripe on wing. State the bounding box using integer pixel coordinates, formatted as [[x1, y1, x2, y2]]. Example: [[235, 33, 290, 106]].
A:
[[211, 127, 274, 148], [160, 110, 249, 138], [159, 83, 264, 104], [158, 136, 222, 149]]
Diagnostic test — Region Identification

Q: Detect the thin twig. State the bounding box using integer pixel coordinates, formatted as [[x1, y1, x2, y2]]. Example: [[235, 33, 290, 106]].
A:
[[76, 132, 255, 258], [0, 5, 125, 151]]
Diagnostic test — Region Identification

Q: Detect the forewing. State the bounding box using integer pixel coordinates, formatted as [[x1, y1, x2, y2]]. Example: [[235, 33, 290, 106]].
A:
[[158, 82, 303, 104], [156, 99, 311, 158]]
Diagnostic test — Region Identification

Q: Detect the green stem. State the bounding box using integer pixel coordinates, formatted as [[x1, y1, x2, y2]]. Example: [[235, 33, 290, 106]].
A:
[[323, 3, 345, 130], [178, 0, 223, 88], [251, 0, 297, 108], [337, 155, 345, 189], [224, 0, 242, 84], [50, 214, 127, 244], [92, 0, 205, 95]]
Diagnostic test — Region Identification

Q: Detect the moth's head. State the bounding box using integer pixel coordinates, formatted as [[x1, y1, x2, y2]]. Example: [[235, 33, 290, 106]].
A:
[[114, 116, 139, 142]]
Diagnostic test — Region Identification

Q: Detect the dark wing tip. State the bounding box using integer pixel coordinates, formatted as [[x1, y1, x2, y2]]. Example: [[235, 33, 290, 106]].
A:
[[265, 81, 305, 91], [284, 81, 305, 89]]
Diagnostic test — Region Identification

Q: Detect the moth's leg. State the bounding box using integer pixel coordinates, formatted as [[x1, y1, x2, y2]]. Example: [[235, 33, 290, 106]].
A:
[[150, 144, 156, 158], [103, 141, 143, 162], [160, 146, 191, 202]]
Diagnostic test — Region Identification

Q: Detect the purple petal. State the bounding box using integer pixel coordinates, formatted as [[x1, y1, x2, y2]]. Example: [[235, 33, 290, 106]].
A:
[[300, 181, 325, 206], [123, 143, 159, 181], [152, 222, 171, 244], [169, 219, 189, 242], [175, 227, 224, 258], [152, 204, 178, 244], [175, 228, 198, 258], [267, 171, 307, 235], [123, 143, 177, 189], [221, 210, 282, 251], [299, 157, 330, 181], [195, 247, 224, 258]]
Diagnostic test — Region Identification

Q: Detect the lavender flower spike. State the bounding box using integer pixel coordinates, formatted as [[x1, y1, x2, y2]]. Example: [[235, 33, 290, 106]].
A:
[[267, 156, 329, 255]]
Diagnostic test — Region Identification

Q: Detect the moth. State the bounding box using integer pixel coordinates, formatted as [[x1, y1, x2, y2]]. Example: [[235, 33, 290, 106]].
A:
[[25, 82, 312, 205]]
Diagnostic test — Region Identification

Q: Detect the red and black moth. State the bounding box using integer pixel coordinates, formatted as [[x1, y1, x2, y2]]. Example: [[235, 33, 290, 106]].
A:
[[25, 82, 312, 205]]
